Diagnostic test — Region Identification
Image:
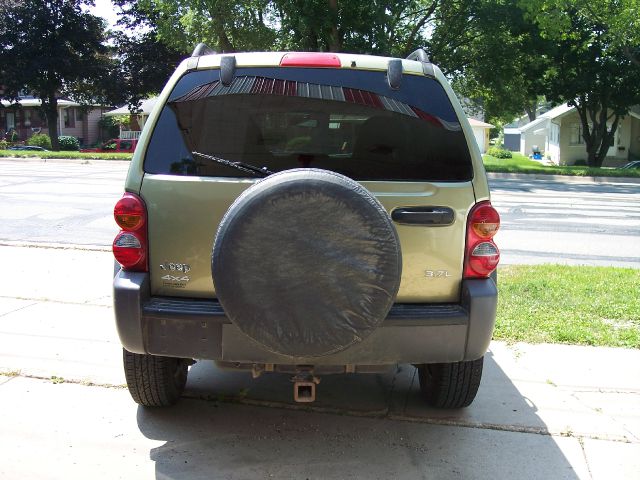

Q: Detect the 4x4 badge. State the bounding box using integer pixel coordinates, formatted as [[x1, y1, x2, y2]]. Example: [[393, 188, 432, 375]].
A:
[[161, 274, 190, 282]]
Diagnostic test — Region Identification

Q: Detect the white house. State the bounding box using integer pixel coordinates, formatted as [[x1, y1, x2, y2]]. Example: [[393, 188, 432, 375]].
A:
[[513, 103, 640, 166], [103, 97, 158, 140], [468, 118, 494, 153]]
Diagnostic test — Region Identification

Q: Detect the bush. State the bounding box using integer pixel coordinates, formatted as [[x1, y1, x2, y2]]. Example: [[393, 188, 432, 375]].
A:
[[487, 146, 513, 159], [58, 135, 80, 151], [27, 133, 52, 149], [573, 159, 587, 166], [0, 139, 8, 150]]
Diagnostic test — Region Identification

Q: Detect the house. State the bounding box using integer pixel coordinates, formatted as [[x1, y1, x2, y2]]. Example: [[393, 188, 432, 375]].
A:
[[103, 97, 158, 140], [468, 118, 494, 153], [0, 96, 109, 146], [507, 103, 640, 166]]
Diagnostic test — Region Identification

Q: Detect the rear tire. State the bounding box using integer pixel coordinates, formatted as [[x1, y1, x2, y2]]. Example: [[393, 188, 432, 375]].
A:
[[123, 349, 189, 407], [417, 357, 484, 408]]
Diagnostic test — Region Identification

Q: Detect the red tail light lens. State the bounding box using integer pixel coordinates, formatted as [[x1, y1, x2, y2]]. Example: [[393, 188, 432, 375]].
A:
[[280, 53, 341, 68], [464, 201, 500, 278], [113, 193, 148, 272]]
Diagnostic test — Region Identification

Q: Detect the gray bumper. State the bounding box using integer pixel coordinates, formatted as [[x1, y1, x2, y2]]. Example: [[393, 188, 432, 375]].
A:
[[114, 271, 497, 364]]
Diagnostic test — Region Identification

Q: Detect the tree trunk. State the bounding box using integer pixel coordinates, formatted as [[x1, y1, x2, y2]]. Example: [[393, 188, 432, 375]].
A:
[[327, 0, 341, 52], [209, 3, 234, 53], [525, 105, 536, 122], [43, 94, 59, 151], [575, 100, 620, 168]]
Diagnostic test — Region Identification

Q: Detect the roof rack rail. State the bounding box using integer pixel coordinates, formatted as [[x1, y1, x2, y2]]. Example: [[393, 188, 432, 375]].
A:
[[191, 43, 216, 57], [406, 48, 435, 78], [406, 48, 429, 63]]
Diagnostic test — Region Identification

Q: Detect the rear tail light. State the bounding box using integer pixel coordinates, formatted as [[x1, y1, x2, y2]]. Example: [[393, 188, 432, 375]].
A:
[[280, 53, 341, 68], [113, 193, 148, 272], [464, 201, 500, 278]]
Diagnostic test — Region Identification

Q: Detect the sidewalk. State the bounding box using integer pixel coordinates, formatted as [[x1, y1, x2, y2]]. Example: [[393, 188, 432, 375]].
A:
[[1, 244, 639, 479]]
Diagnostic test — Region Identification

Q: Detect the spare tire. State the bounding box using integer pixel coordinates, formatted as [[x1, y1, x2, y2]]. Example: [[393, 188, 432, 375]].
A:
[[212, 169, 402, 358]]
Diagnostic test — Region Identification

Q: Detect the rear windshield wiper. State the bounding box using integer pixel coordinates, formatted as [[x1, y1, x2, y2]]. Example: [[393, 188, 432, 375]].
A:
[[192, 151, 273, 177]]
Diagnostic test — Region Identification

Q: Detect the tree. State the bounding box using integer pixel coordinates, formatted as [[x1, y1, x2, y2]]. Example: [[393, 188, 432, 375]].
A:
[[521, 0, 640, 167], [113, 0, 277, 53], [425, 0, 554, 124], [108, 31, 185, 111], [0, 0, 111, 150]]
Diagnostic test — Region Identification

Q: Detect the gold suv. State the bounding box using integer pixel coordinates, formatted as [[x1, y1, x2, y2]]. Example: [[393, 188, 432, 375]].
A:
[[113, 47, 500, 408]]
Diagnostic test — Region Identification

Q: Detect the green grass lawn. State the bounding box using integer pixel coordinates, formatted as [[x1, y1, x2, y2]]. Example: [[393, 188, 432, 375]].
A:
[[496, 265, 640, 348], [0, 150, 132, 160], [484, 152, 640, 178]]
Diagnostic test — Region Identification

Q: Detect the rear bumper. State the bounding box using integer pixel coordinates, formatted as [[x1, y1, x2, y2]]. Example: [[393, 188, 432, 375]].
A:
[[113, 271, 497, 365]]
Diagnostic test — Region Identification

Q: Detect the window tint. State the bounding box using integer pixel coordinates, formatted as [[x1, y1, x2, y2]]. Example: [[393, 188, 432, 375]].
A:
[[144, 68, 473, 181]]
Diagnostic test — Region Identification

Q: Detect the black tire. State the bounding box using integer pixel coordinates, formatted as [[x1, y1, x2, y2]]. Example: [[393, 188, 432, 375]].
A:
[[417, 357, 484, 408], [122, 349, 189, 407]]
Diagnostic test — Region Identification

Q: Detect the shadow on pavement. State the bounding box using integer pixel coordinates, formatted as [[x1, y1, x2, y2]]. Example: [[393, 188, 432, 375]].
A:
[[136, 351, 584, 479]]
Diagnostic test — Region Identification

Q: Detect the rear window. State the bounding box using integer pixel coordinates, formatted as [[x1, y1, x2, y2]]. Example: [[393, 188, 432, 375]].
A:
[[144, 67, 473, 181]]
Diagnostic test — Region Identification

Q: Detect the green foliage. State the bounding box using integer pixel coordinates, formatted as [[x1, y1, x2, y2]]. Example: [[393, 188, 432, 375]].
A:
[[519, 0, 640, 167], [107, 31, 184, 109], [487, 147, 513, 159], [0, 140, 8, 150], [27, 133, 52, 149], [495, 265, 640, 348], [0, 0, 111, 150], [6, 130, 19, 142], [57, 136, 80, 151]]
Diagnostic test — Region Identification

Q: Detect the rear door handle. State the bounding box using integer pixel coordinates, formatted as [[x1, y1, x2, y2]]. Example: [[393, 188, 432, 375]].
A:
[[391, 206, 455, 226]]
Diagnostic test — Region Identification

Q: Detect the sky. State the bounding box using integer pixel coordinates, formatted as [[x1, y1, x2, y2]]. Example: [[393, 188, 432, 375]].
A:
[[87, 0, 119, 29]]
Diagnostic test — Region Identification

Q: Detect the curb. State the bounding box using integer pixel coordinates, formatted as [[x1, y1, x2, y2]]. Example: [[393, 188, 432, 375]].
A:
[[487, 172, 640, 184], [0, 156, 131, 165], [0, 240, 110, 252]]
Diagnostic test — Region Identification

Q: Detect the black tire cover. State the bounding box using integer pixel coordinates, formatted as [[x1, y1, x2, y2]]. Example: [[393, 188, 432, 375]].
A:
[[212, 169, 402, 357]]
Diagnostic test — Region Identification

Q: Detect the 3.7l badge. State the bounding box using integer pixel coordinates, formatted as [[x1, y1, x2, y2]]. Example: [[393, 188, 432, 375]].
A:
[[425, 270, 451, 278]]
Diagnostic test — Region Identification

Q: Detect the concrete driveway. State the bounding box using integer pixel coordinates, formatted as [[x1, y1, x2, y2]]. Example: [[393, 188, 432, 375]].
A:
[[1, 245, 639, 479]]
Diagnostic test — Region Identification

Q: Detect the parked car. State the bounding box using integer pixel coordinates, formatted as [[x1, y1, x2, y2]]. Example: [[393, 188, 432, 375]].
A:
[[112, 47, 500, 409], [620, 160, 640, 170], [7, 145, 49, 151], [81, 138, 138, 153]]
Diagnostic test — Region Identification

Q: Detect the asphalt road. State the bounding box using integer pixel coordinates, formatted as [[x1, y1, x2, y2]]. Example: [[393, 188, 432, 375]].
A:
[[0, 158, 638, 267]]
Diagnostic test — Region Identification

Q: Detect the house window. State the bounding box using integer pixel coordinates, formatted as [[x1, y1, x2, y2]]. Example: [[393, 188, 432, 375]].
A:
[[75, 109, 84, 121], [570, 123, 585, 145], [23, 109, 31, 127], [550, 123, 559, 144], [63, 108, 75, 128]]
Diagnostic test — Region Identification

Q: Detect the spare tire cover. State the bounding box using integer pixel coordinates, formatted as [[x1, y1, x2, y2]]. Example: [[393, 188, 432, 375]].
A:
[[212, 169, 402, 357]]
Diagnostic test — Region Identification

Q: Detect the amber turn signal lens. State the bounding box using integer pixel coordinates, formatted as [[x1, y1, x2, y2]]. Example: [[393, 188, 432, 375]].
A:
[[472, 222, 500, 238], [115, 213, 143, 230]]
